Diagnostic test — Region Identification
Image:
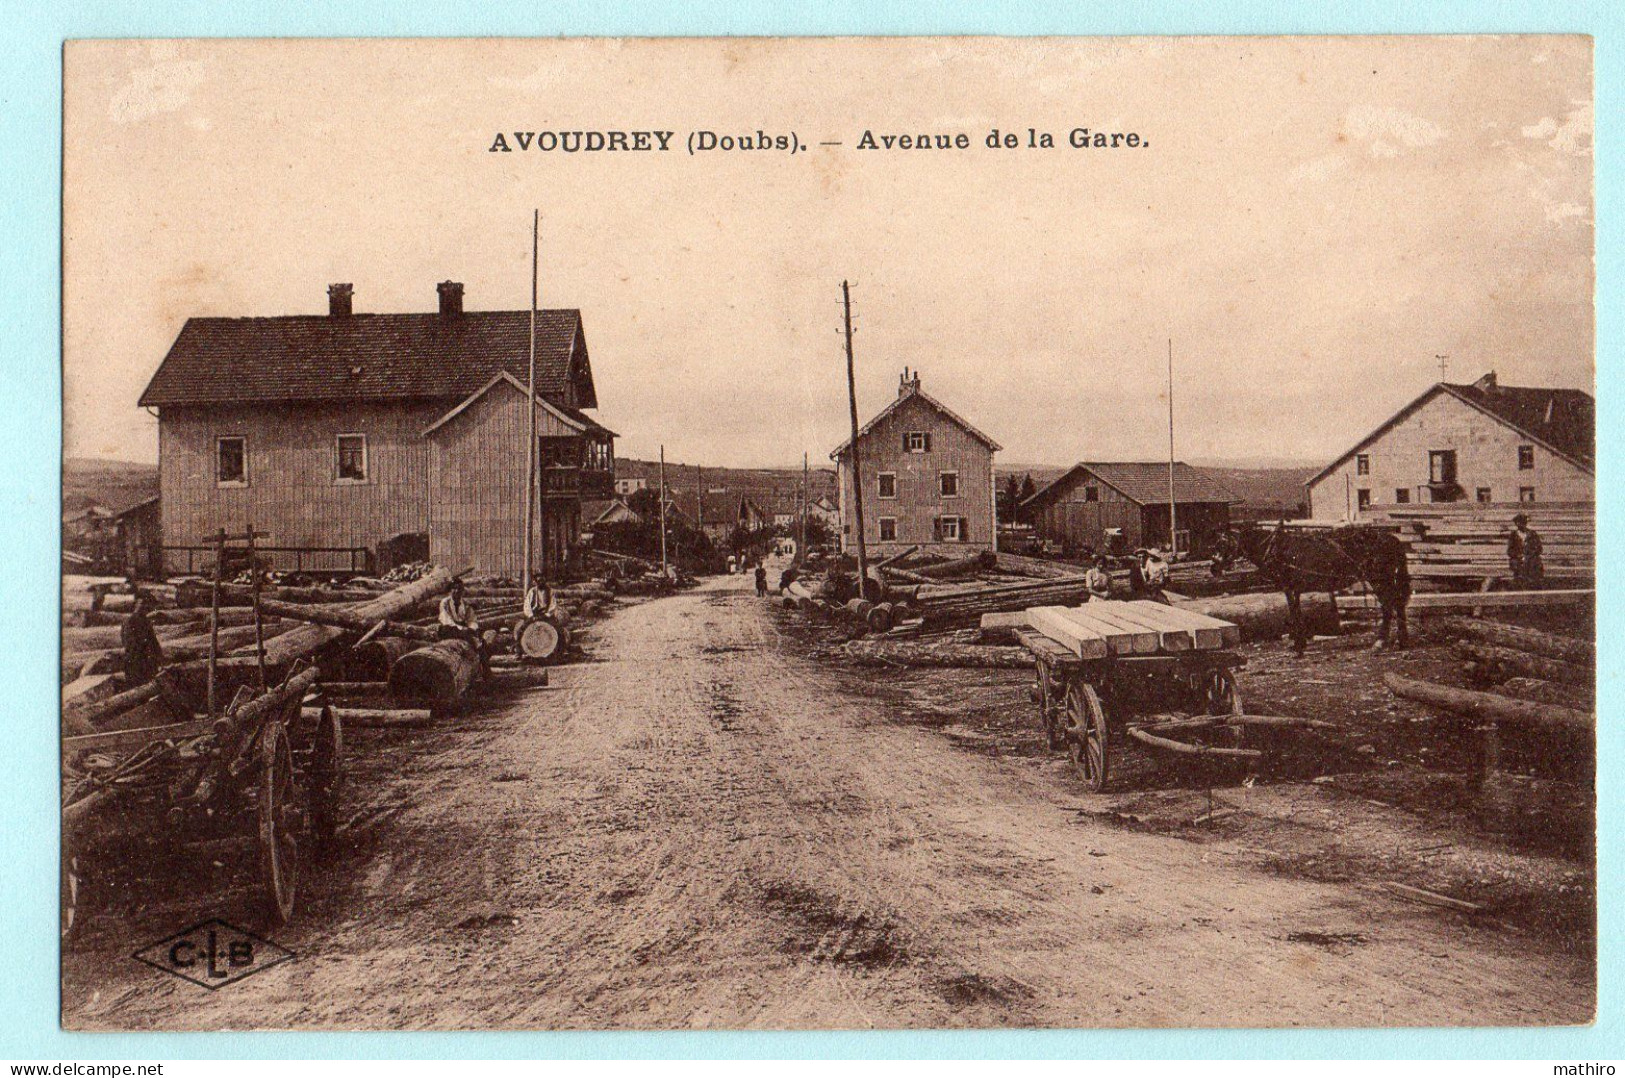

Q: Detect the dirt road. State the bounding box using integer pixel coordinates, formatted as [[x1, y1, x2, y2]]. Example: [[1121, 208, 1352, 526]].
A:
[[64, 572, 1593, 1030]]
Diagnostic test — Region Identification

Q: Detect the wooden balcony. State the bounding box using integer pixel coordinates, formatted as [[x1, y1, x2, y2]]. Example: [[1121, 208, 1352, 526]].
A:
[[541, 466, 616, 499]]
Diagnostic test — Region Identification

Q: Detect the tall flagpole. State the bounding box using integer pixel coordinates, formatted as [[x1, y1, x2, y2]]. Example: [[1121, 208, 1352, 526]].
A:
[[843, 281, 870, 597], [522, 210, 540, 595], [1167, 338, 1178, 559], [658, 446, 669, 574]]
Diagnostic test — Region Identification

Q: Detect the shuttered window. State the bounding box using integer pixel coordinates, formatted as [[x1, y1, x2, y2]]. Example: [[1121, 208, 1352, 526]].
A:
[[904, 432, 930, 453]]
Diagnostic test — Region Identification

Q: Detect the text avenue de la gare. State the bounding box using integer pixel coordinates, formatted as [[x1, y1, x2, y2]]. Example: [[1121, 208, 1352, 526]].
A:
[[487, 127, 1149, 155]]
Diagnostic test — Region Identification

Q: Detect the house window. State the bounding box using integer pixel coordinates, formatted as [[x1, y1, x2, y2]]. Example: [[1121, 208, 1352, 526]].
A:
[[1355, 454, 1370, 476], [1428, 450, 1457, 485], [1394, 488, 1410, 504], [878, 517, 897, 542], [939, 471, 959, 498], [1083, 486, 1100, 503], [336, 433, 368, 483], [1518, 445, 1535, 470], [1476, 487, 1493, 503], [1356, 488, 1371, 510], [1519, 487, 1536, 503], [216, 437, 247, 486], [940, 516, 963, 542], [905, 432, 929, 453], [877, 472, 897, 499]]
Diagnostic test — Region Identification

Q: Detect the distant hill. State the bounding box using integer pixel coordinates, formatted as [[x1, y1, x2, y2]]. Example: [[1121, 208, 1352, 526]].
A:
[[997, 462, 1314, 518], [63, 458, 159, 516], [615, 458, 837, 511]]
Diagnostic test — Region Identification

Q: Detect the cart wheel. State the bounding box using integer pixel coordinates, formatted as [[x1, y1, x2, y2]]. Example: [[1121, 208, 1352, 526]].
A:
[[1036, 662, 1063, 751], [61, 851, 83, 943], [309, 705, 344, 854], [258, 721, 300, 924], [1202, 667, 1248, 751], [1065, 680, 1110, 792]]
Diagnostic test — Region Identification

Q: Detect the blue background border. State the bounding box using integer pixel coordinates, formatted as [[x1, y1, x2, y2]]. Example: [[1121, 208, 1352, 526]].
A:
[[2, 0, 1616, 1059]]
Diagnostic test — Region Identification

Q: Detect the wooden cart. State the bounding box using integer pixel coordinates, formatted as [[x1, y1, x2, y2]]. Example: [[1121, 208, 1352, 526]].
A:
[[61, 665, 343, 940], [1017, 600, 1259, 791]]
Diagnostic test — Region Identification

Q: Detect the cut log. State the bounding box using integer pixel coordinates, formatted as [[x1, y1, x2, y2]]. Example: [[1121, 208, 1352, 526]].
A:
[[907, 550, 998, 580], [245, 567, 457, 668], [177, 580, 381, 607], [1173, 593, 1339, 643], [874, 545, 920, 570], [992, 551, 1089, 580], [1384, 673, 1591, 734], [865, 602, 895, 634], [388, 639, 480, 708], [1494, 676, 1594, 711], [1338, 589, 1592, 612], [256, 597, 439, 643], [348, 636, 419, 682], [304, 705, 433, 728], [61, 680, 161, 737], [1455, 642, 1592, 689], [1435, 617, 1592, 665], [830, 639, 1034, 669], [516, 617, 570, 663]]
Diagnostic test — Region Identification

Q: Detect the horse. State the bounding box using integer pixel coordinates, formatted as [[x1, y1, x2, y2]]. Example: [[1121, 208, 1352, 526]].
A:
[[1212, 522, 1411, 653]]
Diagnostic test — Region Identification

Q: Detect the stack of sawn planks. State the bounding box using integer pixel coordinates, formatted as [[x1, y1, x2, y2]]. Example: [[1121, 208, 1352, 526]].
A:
[[1361, 502, 1593, 584]]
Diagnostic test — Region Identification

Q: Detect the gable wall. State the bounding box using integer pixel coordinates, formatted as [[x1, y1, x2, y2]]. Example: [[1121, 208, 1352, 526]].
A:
[[1307, 390, 1594, 520]]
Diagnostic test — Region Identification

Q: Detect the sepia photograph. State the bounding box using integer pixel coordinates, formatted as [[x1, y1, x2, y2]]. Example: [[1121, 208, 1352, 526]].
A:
[[58, 35, 1594, 1031]]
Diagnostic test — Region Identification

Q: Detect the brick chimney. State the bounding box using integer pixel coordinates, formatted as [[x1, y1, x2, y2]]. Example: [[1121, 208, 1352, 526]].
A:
[[1474, 371, 1498, 393], [437, 280, 464, 318], [899, 367, 921, 397], [328, 282, 353, 318]]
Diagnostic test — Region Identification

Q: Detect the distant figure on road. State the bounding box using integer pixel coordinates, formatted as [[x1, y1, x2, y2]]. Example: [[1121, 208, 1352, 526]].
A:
[[120, 591, 164, 685], [437, 580, 481, 642], [754, 562, 768, 597], [779, 564, 800, 594], [1508, 513, 1545, 588], [1084, 555, 1113, 602]]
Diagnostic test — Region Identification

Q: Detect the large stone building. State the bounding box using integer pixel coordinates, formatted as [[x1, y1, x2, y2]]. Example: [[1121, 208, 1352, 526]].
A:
[[138, 280, 616, 577], [830, 370, 1001, 555], [1305, 372, 1593, 520]]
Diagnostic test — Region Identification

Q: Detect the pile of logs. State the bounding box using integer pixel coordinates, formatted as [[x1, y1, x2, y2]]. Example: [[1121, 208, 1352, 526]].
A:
[[1384, 616, 1594, 739]]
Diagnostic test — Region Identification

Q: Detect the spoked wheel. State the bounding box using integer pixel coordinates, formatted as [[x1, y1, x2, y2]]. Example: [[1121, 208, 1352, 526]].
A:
[[61, 850, 83, 943], [1200, 666, 1250, 755], [308, 705, 344, 854], [257, 721, 301, 924], [1036, 662, 1063, 750], [1065, 680, 1110, 792]]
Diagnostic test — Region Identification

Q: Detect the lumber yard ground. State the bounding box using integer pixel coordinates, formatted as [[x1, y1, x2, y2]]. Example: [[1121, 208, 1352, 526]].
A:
[[62, 564, 1593, 1030]]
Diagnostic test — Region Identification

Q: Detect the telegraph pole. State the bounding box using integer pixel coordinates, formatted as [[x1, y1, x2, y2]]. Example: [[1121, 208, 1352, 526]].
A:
[[658, 445, 669, 575], [800, 451, 808, 563], [1167, 338, 1178, 560], [843, 281, 870, 598], [522, 210, 540, 593]]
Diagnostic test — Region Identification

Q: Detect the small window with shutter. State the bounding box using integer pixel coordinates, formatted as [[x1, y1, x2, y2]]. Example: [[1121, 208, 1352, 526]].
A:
[[941, 516, 962, 542], [905, 432, 928, 453]]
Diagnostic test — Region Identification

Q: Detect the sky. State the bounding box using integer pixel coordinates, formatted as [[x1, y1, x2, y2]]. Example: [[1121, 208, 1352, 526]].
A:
[[63, 36, 1592, 470]]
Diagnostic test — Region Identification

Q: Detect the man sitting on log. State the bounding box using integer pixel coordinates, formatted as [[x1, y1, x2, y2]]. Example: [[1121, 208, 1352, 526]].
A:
[[1085, 555, 1114, 602], [523, 576, 556, 621], [1129, 548, 1171, 603], [437, 580, 482, 643]]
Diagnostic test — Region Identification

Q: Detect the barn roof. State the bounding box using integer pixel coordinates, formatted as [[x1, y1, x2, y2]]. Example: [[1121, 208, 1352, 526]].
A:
[[138, 308, 594, 409], [1304, 374, 1595, 488], [830, 385, 1002, 459], [1021, 462, 1241, 510]]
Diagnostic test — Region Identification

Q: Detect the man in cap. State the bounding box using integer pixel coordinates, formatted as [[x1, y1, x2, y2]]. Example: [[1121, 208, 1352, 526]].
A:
[[1507, 512, 1545, 588]]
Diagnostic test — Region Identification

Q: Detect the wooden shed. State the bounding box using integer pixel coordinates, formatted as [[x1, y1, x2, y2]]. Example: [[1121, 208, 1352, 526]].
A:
[[1019, 461, 1239, 557]]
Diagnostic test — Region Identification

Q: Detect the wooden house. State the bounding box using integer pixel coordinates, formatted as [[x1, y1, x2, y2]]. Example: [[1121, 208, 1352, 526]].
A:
[[830, 370, 1001, 555], [1019, 462, 1239, 557], [1305, 372, 1594, 520], [138, 281, 615, 578]]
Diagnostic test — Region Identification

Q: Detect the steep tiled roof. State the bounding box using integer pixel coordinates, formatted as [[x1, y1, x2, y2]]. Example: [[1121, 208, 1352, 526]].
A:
[[1023, 462, 1240, 510], [139, 309, 591, 408], [830, 386, 1001, 458]]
